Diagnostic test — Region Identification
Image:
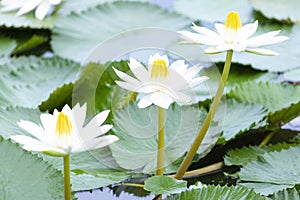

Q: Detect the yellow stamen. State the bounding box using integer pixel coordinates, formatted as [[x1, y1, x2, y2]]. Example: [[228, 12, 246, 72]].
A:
[[150, 59, 169, 79], [225, 12, 242, 30], [56, 112, 72, 136]]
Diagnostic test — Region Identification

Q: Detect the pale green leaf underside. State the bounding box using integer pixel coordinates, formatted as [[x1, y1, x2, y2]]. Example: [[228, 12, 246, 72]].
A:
[[0, 137, 64, 200], [51, 2, 191, 62], [165, 185, 265, 200], [238, 146, 300, 195], [174, 0, 252, 23], [0, 56, 80, 108], [249, 0, 300, 22]]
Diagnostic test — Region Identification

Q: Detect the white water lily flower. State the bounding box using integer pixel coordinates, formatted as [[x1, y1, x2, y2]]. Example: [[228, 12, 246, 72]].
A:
[[1, 0, 61, 20], [11, 104, 119, 156], [113, 53, 209, 109], [179, 11, 289, 56]]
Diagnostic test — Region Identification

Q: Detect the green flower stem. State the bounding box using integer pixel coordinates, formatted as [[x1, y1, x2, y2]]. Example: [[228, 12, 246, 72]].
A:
[[174, 50, 233, 180], [156, 106, 165, 176], [63, 155, 71, 200], [259, 131, 276, 147]]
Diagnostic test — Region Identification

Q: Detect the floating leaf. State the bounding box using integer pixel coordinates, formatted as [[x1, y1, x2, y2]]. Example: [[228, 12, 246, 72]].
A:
[[52, 2, 191, 62], [0, 136, 64, 200], [0, 35, 16, 64], [0, 56, 80, 108], [224, 142, 294, 166], [219, 99, 267, 142], [238, 146, 300, 195], [110, 103, 220, 173], [249, 0, 300, 22], [283, 67, 300, 82], [165, 185, 265, 200], [174, 0, 252, 23], [229, 81, 300, 112], [267, 101, 300, 128], [144, 176, 187, 194], [270, 188, 300, 200]]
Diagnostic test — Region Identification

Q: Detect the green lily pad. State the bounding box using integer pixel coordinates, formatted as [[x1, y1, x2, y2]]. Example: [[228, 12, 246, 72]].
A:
[[224, 142, 295, 166], [0, 56, 80, 108], [219, 99, 267, 142], [144, 176, 187, 194], [51, 2, 191, 62], [165, 185, 265, 200], [110, 103, 220, 173], [238, 146, 300, 195], [229, 81, 300, 112], [174, 0, 253, 23], [249, 0, 300, 22], [270, 188, 300, 200], [0, 136, 64, 200], [283, 67, 300, 82]]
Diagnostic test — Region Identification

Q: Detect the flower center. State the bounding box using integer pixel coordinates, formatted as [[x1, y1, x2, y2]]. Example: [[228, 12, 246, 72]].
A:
[[225, 12, 242, 31], [55, 112, 72, 136], [151, 59, 169, 79]]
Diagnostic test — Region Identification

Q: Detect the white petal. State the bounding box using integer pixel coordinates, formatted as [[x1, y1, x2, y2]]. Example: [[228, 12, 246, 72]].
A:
[[179, 31, 219, 45], [148, 53, 169, 68], [246, 30, 283, 47], [99, 124, 113, 134], [128, 57, 150, 81], [35, 0, 51, 20], [62, 104, 72, 113], [17, 120, 47, 141], [113, 67, 139, 85], [169, 60, 188, 75], [173, 91, 191, 103], [184, 65, 202, 80], [151, 92, 174, 109], [214, 23, 224, 36], [11, 135, 63, 154], [191, 24, 221, 39], [245, 48, 278, 56], [137, 93, 153, 108], [240, 20, 258, 40], [16, 0, 41, 16], [188, 76, 209, 88], [73, 135, 119, 152], [49, 0, 61, 5], [95, 110, 110, 126], [40, 113, 56, 137], [115, 81, 138, 92], [204, 46, 223, 54], [72, 103, 86, 128]]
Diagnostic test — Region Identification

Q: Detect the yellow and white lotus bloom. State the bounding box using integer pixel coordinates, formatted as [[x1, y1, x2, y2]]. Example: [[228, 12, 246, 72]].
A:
[[113, 53, 209, 109], [0, 0, 61, 20], [11, 104, 119, 156], [179, 12, 289, 56]]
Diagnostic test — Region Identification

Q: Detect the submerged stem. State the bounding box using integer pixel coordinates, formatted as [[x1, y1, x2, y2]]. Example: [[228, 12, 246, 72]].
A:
[[174, 50, 233, 180], [156, 107, 165, 176], [64, 155, 71, 200]]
